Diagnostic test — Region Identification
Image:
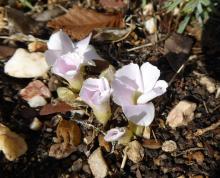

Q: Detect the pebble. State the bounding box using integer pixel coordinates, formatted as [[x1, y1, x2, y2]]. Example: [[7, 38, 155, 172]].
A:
[[88, 148, 109, 178], [162, 140, 177, 153], [29, 117, 42, 131]]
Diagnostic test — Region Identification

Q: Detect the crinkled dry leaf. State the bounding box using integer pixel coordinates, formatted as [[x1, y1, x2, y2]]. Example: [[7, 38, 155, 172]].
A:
[[0, 45, 16, 59], [47, 6, 125, 40], [28, 41, 47, 52], [100, 0, 126, 9], [40, 101, 73, 115], [0, 123, 27, 161], [56, 119, 81, 146], [49, 119, 81, 159], [162, 140, 177, 153], [49, 143, 77, 159]]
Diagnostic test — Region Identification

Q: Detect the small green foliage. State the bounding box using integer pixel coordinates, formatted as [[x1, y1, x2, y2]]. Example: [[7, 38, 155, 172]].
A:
[[19, 0, 34, 9], [164, 0, 214, 33]]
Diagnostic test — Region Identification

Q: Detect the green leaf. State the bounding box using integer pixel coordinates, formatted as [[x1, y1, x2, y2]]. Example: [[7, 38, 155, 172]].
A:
[[164, 0, 182, 12], [197, 2, 203, 14], [201, 0, 210, 6], [177, 15, 191, 34], [182, 0, 200, 14]]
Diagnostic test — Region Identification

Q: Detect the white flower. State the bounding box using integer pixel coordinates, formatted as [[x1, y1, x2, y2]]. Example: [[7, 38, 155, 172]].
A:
[[79, 77, 111, 125], [112, 62, 168, 126], [45, 30, 102, 91]]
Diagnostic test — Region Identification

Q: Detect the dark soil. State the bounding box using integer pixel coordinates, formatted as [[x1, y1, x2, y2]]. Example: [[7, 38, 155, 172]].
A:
[[0, 1, 219, 178]]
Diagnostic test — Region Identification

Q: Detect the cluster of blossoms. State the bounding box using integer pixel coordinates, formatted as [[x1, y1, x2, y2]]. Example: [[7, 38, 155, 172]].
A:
[[45, 31, 168, 142]]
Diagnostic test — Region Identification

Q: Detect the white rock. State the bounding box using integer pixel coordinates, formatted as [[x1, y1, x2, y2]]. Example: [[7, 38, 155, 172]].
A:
[[0, 123, 28, 161], [166, 100, 197, 129], [162, 140, 177, 153], [199, 76, 216, 93], [4, 48, 49, 78], [28, 95, 47, 108], [127, 140, 144, 163], [88, 148, 108, 178], [144, 17, 157, 34], [30, 117, 42, 131]]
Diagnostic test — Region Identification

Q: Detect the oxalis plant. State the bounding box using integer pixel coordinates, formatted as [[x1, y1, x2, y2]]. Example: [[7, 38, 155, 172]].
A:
[[164, 0, 214, 33], [45, 30, 168, 143]]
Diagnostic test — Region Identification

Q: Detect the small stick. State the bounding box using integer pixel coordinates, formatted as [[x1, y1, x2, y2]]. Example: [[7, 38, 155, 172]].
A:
[[174, 147, 206, 157], [194, 119, 220, 137], [127, 43, 153, 52], [152, 129, 158, 143], [121, 146, 128, 169]]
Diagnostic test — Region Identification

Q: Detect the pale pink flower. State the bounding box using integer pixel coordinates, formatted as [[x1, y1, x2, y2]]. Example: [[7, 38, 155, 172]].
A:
[[104, 127, 126, 142], [112, 62, 168, 126], [45, 30, 102, 90], [79, 77, 111, 125]]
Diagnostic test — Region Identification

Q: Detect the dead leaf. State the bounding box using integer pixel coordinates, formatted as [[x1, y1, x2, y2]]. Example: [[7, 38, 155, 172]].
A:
[[0, 45, 16, 59], [142, 139, 161, 149], [0, 123, 27, 161], [164, 33, 194, 71], [166, 100, 197, 129], [56, 119, 81, 146], [191, 151, 204, 165], [49, 119, 81, 159], [6, 7, 44, 35], [28, 41, 47, 52], [100, 0, 126, 9], [47, 6, 125, 40], [40, 101, 73, 115], [49, 143, 77, 159]]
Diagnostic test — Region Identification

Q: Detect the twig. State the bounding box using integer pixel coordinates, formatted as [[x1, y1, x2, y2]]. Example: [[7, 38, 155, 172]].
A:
[[120, 146, 128, 169], [202, 101, 209, 114], [126, 43, 153, 52], [152, 129, 158, 143], [174, 147, 206, 157], [168, 63, 185, 86], [194, 119, 220, 137]]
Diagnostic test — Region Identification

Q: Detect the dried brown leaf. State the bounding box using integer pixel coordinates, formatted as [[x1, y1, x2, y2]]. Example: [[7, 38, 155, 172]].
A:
[[49, 119, 81, 159], [100, 0, 126, 9], [47, 6, 125, 40], [0, 45, 16, 59], [40, 101, 73, 115]]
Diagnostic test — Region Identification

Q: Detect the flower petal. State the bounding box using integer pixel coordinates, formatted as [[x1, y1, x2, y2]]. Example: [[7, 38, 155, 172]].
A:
[[45, 50, 63, 66], [104, 127, 126, 142], [47, 30, 73, 53], [75, 33, 92, 53], [141, 62, 160, 93], [122, 103, 155, 126], [115, 63, 143, 92], [112, 79, 137, 106], [137, 80, 168, 104], [83, 46, 102, 65]]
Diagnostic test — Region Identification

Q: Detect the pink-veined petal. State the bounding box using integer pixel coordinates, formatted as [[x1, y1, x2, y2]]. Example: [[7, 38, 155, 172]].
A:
[[47, 30, 73, 52], [104, 127, 126, 142], [115, 63, 143, 92], [122, 103, 155, 126], [112, 79, 137, 106], [141, 62, 160, 93], [137, 80, 168, 104]]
